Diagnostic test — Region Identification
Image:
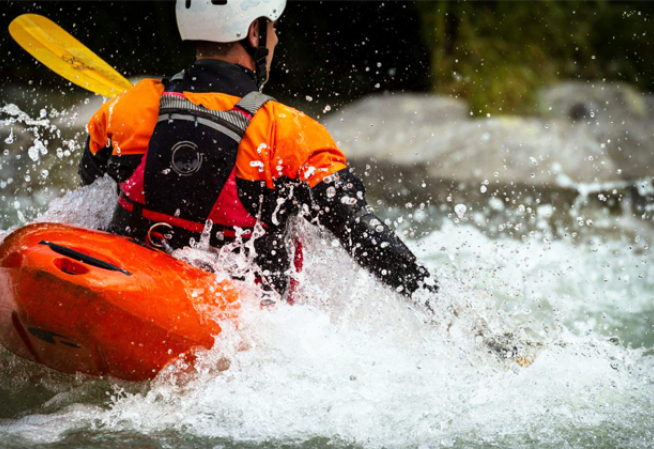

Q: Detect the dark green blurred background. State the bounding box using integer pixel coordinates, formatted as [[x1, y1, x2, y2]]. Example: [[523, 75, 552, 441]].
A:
[[1, 0, 653, 115]]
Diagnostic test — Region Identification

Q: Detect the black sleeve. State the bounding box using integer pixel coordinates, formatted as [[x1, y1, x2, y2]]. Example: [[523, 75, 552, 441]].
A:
[[308, 168, 438, 297], [78, 136, 111, 186], [79, 136, 145, 186]]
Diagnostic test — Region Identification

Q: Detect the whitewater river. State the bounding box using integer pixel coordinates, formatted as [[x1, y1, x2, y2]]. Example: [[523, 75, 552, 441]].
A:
[[0, 105, 653, 448]]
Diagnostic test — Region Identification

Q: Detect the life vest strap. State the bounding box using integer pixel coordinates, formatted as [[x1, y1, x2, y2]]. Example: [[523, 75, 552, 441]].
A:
[[233, 91, 275, 116], [158, 91, 274, 137], [117, 194, 255, 239]]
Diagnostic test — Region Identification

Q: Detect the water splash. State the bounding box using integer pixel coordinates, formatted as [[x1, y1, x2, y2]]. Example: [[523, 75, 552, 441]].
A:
[[0, 112, 653, 447]]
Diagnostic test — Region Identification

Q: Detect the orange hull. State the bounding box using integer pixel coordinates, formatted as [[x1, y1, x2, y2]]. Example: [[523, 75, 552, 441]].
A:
[[0, 223, 240, 381]]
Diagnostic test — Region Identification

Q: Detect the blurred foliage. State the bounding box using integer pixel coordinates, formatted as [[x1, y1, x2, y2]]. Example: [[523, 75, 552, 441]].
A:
[[418, 1, 654, 115]]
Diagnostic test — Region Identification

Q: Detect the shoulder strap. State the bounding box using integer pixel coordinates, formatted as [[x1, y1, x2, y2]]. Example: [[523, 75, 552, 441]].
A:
[[234, 91, 275, 116], [157, 90, 275, 138], [162, 70, 185, 93]]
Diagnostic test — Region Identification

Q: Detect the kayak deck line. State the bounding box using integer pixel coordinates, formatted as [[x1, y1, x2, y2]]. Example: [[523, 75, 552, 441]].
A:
[[39, 240, 132, 276]]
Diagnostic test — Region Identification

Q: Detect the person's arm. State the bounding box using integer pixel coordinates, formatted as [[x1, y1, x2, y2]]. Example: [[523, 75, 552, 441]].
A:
[[256, 102, 436, 297], [78, 96, 113, 186], [78, 136, 111, 186], [308, 168, 437, 297], [78, 79, 164, 186]]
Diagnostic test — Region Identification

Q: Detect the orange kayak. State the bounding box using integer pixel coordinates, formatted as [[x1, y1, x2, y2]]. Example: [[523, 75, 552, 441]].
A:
[[0, 223, 240, 381]]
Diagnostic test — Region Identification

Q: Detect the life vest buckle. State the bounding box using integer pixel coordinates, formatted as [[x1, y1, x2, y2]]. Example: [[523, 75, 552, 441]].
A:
[[146, 222, 174, 254]]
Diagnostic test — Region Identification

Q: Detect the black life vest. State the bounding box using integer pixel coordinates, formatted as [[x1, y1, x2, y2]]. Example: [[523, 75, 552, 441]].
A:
[[111, 87, 274, 248]]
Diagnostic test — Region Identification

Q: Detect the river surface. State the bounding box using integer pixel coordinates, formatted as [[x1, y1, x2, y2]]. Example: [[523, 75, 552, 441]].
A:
[[0, 105, 653, 448]]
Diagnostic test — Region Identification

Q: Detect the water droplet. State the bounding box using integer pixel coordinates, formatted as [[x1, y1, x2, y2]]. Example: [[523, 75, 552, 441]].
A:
[[27, 146, 40, 161], [340, 196, 357, 205], [4, 128, 14, 144], [249, 160, 265, 172]]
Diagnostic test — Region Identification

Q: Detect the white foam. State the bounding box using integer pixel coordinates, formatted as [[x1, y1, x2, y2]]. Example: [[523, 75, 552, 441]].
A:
[[5, 192, 653, 446]]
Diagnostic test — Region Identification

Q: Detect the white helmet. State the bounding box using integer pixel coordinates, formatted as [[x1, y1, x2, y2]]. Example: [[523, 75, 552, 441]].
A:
[[176, 0, 286, 43]]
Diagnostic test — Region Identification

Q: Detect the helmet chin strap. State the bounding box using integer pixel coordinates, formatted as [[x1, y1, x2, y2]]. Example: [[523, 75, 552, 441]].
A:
[[241, 18, 269, 91]]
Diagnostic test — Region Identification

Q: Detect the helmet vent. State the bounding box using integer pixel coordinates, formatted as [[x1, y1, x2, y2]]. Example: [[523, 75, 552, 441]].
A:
[[185, 0, 191, 8], [211, 0, 228, 4]]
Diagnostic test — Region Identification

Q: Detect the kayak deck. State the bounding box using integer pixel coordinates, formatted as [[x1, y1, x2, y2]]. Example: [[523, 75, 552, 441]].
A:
[[0, 223, 240, 380]]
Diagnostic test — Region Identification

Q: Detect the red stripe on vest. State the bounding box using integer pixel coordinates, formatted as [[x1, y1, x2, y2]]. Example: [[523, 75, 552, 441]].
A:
[[161, 92, 186, 98], [117, 198, 253, 238], [207, 167, 258, 228], [120, 157, 147, 204], [232, 107, 254, 120], [286, 239, 304, 306]]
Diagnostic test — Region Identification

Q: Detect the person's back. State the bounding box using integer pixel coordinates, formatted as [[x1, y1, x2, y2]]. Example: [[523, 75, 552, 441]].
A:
[[79, 0, 438, 301]]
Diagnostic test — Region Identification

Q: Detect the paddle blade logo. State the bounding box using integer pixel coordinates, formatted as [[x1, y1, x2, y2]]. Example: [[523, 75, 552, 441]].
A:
[[61, 54, 91, 72], [27, 327, 81, 349]]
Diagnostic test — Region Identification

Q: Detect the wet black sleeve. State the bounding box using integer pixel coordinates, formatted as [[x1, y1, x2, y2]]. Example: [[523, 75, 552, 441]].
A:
[[309, 168, 437, 297], [79, 136, 145, 186], [78, 136, 111, 186]]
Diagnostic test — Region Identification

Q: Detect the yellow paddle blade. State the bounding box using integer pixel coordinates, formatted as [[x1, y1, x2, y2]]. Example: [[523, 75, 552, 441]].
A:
[[9, 14, 133, 97]]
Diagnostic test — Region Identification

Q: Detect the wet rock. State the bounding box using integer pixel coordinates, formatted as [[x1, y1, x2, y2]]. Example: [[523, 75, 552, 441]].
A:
[[338, 116, 618, 186], [538, 81, 654, 180], [324, 92, 646, 236], [326, 95, 618, 192], [327, 93, 468, 132], [539, 81, 648, 122], [646, 94, 654, 118]]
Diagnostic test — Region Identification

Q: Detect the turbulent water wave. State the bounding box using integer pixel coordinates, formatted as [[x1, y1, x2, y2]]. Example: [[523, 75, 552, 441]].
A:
[[1, 180, 653, 449], [1, 104, 654, 448]]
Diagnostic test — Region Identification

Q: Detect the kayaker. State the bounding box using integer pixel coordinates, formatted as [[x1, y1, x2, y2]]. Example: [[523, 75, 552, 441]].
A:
[[78, 0, 438, 303]]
